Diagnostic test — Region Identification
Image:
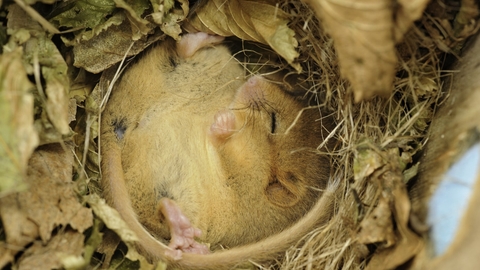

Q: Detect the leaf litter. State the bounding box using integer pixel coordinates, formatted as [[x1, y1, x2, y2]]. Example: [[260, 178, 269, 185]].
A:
[[0, 0, 479, 269]]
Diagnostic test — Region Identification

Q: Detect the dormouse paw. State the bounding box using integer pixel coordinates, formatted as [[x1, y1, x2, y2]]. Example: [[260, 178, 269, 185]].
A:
[[210, 109, 237, 140], [159, 198, 210, 259], [177, 32, 225, 59]]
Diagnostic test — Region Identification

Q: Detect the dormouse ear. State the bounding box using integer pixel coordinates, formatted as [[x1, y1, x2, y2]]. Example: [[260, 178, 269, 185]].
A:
[[177, 32, 225, 58], [265, 173, 306, 208]]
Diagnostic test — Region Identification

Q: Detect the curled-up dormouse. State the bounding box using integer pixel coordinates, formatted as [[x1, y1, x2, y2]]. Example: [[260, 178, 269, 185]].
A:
[[101, 32, 337, 269]]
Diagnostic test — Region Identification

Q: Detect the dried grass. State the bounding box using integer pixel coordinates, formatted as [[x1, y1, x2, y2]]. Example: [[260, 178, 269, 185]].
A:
[[249, 1, 453, 269], [76, 1, 474, 269], [3, 0, 477, 268]]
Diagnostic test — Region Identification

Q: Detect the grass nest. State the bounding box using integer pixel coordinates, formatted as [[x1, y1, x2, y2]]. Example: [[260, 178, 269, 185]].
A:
[[0, 0, 479, 269]]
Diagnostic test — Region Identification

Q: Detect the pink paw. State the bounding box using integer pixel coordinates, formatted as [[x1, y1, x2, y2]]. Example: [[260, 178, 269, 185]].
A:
[[210, 109, 237, 140], [177, 32, 225, 59], [158, 198, 210, 259]]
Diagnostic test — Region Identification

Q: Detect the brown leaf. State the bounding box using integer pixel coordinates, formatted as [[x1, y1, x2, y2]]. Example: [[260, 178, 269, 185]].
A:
[[41, 59, 71, 135], [0, 47, 38, 194], [71, 20, 164, 73], [303, 0, 429, 102], [86, 194, 138, 244], [17, 229, 85, 270], [225, 1, 254, 40], [0, 144, 93, 265], [228, 0, 262, 40], [195, 0, 232, 36], [0, 200, 38, 268], [453, 0, 480, 39], [68, 98, 77, 123], [187, 0, 300, 68], [353, 144, 385, 181], [6, 3, 43, 32], [304, 0, 396, 101], [0, 250, 14, 269], [12, 0, 59, 34], [365, 153, 423, 270], [86, 194, 161, 268], [357, 195, 396, 247], [114, 0, 152, 40], [8, 4, 71, 136], [26, 144, 92, 240], [96, 229, 121, 267], [150, 0, 188, 40]]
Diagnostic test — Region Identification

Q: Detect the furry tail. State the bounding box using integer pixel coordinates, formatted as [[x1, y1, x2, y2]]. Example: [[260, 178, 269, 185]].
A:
[[100, 134, 174, 262], [176, 174, 342, 269], [102, 133, 342, 269]]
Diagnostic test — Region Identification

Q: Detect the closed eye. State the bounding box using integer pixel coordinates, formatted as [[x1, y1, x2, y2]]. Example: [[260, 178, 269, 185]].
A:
[[271, 112, 277, 133]]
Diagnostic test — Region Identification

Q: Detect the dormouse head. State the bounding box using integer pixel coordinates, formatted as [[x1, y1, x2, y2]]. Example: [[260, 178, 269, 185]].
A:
[[209, 76, 333, 208]]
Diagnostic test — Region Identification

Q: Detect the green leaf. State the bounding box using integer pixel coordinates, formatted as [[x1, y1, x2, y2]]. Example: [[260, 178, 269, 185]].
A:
[[22, 35, 71, 136], [114, 0, 152, 40], [49, 0, 116, 29]]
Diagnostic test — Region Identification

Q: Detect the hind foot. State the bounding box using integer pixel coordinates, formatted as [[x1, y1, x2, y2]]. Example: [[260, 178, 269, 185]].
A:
[[158, 198, 210, 259]]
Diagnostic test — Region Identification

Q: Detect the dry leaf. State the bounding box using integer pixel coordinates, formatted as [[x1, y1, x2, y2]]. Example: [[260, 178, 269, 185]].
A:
[[0, 144, 93, 267], [365, 152, 423, 270], [225, 1, 254, 40], [157, 0, 189, 40], [34, 38, 71, 135], [86, 194, 166, 269], [0, 200, 38, 268], [304, 0, 396, 101], [403, 162, 419, 183], [50, 0, 149, 46], [357, 195, 396, 247], [71, 20, 164, 73], [187, 0, 300, 68], [51, 0, 186, 73], [353, 143, 385, 181], [8, 4, 71, 137], [303, 0, 429, 102], [195, 0, 231, 36], [114, 0, 152, 40], [352, 146, 423, 268], [0, 47, 38, 194], [86, 194, 161, 268], [82, 218, 105, 268], [96, 228, 121, 267], [86, 194, 138, 243], [17, 230, 85, 270], [49, 0, 117, 31], [453, 0, 480, 38], [61, 13, 126, 46]]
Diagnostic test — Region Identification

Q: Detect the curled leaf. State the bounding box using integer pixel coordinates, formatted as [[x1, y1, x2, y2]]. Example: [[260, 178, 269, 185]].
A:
[[187, 0, 300, 69], [0, 144, 93, 266], [24, 36, 71, 136], [0, 48, 38, 194], [353, 147, 385, 181], [49, 0, 116, 29], [8, 4, 71, 138], [303, 0, 429, 101], [157, 0, 189, 40], [71, 20, 164, 73], [114, 0, 152, 40], [86, 194, 138, 243]]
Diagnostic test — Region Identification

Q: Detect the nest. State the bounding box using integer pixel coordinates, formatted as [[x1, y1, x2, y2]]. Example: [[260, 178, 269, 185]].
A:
[[0, 0, 479, 269]]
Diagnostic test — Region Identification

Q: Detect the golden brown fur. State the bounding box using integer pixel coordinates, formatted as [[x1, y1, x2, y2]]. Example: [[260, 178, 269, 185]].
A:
[[100, 33, 336, 268]]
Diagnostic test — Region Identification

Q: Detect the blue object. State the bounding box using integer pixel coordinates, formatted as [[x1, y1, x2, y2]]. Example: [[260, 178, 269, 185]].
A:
[[427, 143, 480, 256]]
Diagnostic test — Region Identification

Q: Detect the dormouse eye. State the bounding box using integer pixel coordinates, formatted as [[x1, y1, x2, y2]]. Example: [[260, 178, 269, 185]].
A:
[[270, 112, 277, 133]]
